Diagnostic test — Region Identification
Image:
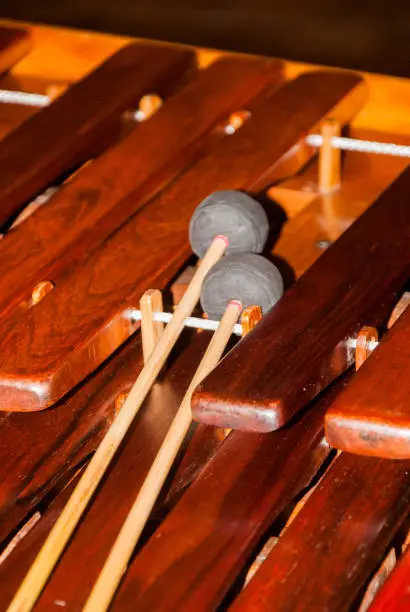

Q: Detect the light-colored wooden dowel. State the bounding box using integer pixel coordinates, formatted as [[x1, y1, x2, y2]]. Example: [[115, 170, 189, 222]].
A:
[[7, 235, 228, 612], [318, 118, 341, 193], [140, 289, 164, 363], [137, 93, 162, 120], [83, 299, 242, 612]]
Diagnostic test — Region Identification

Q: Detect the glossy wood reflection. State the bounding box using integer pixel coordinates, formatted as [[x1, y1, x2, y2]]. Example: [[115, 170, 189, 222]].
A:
[[232, 453, 410, 612], [0, 55, 279, 331], [0, 333, 210, 609], [0, 42, 194, 230], [0, 70, 365, 411], [110, 378, 349, 611], [193, 167, 410, 432], [326, 305, 410, 459]]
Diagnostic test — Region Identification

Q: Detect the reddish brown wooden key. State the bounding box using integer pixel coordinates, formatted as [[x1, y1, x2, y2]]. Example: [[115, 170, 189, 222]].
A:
[[0, 55, 280, 324], [326, 305, 410, 459], [192, 166, 410, 432], [0, 70, 365, 412], [0, 332, 211, 609], [231, 451, 410, 612], [0, 42, 194, 229], [109, 377, 344, 612], [0, 365, 342, 610]]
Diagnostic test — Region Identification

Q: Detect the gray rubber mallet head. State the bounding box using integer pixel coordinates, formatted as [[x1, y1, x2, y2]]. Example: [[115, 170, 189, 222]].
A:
[[200, 252, 284, 320], [189, 190, 269, 258]]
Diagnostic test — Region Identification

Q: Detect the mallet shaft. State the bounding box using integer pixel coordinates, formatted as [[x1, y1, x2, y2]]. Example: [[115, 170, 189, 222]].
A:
[[7, 236, 227, 612], [83, 300, 242, 612]]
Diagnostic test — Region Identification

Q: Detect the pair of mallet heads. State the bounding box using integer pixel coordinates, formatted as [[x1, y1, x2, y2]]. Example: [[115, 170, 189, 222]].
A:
[[7, 190, 284, 612]]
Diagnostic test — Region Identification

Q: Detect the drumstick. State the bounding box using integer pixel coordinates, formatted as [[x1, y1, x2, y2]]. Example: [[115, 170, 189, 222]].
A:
[[83, 299, 242, 612], [6, 235, 227, 612]]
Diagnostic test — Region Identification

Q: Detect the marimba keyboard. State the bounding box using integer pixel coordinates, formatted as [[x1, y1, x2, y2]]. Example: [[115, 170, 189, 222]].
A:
[[0, 20, 409, 612]]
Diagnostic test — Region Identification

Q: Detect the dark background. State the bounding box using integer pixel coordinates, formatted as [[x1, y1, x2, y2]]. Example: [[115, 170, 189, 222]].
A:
[[1, 1, 409, 77]]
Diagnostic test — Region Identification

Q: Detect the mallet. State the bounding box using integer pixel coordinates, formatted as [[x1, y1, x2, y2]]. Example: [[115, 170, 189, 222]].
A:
[[7, 190, 270, 612], [84, 255, 284, 611]]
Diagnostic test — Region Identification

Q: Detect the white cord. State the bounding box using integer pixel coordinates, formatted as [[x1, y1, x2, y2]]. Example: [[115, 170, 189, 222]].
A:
[[0, 87, 408, 158], [306, 134, 410, 158], [129, 308, 381, 351], [0, 89, 50, 107], [345, 338, 379, 352], [129, 309, 243, 336], [0, 88, 150, 123]]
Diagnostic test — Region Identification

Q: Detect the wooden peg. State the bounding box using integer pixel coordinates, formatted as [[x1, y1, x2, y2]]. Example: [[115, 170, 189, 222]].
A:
[[318, 118, 341, 193], [137, 94, 162, 121], [30, 281, 54, 307], [114, 392, 128, 416], [46, 83, 68, 101], [241, 305, 263, 337], [225, 110, 251, 134], [140, 289, 164, 363], [355, 326, 378, 371]]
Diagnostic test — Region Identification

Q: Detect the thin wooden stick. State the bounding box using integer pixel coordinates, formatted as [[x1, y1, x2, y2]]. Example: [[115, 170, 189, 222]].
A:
[[83, 299, 242, 612], [140, 289, 164, 363], [318, 118, 341, 193], [7, 235, 228, 612]]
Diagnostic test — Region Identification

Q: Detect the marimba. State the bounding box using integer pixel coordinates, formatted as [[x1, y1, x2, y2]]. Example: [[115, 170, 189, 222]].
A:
[[0, 19, 410, 612]]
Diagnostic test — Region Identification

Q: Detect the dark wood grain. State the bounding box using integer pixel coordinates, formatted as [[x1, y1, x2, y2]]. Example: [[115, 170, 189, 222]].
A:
[[232, 452, 410, 612], [0, 41, 194, 230], [0, 333, 144, 546], [109, 377, 349, 612], [0, 332, 210, 609], [192, 166, 410, 432], [0, 55, 280, 325], [0, 26, 31, 74], [165, 423, 227, 502], [0, 70, 365, 411], [326, 305, 410, 459], [370, 545, 410, 612]]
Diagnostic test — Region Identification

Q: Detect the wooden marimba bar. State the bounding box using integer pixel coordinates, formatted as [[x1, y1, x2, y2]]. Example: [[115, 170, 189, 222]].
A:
[[0, 19, 410, 612]]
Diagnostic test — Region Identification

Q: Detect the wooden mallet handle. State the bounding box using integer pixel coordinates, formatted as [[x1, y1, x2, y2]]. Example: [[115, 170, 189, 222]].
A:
[[83, 299, 242, 612], [7, 235, 228, 612]]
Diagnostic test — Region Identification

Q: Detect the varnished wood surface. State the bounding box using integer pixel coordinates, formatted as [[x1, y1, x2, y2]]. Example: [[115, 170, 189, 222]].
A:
[[193, 166, 410, 433], [0, 334, 145, 546], [0, 332, 210, 609], [165, 422, 226, 502], [232, 452, 410, 612], [110, 378, 347, 611], [0, 69, 365, 412], [0, 148, 381, 585], [1, 23, 410, 612], [0, 55, 278, 323], [370, 545, 410, 611], [326, 305, 410, 459], [0, 42, 194, 230]]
